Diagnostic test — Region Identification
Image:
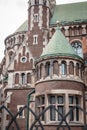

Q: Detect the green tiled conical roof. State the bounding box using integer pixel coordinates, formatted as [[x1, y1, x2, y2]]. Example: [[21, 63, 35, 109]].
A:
[[41, 26, 79, 59], [15, 20, 28, 33]]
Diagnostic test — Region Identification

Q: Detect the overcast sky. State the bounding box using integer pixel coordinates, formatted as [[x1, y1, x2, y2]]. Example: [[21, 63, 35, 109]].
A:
[[0, 0, 86, 62]]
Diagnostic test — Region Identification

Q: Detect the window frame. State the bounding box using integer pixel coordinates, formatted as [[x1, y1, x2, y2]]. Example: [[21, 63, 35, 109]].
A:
[[36, 96, 45, 121], [71, 41, 83, 58], [17, 105, 25, 119], [33, 35, 38, 45], [33, 14, 39, 22], [49, 95, 65, 121], [36, 91, 83, 124], [61, 61, 67, 75], [69, 95, 80, 122], [21, 73, 26, 85]]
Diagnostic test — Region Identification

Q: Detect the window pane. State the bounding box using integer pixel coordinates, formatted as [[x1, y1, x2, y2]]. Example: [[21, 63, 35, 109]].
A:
[[42, 107, 45, 121], [62, 62, 66, 75], [57, 96, 64, 104], [75, 96, 79, 105], [50, 96, 55, 104], [50, 107, 56, 121], [58, 106, 64, 121], [69, 96, 74, 104], [41, 96, 45, 105], [76, 107, 79, 121], [69, 106, 74, 121], [19, 107, 23, 117], [21, 73, 25, 84]]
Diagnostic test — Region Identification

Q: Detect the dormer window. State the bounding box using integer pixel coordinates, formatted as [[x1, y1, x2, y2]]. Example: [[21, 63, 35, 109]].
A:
[[35, 0, 39, 5]]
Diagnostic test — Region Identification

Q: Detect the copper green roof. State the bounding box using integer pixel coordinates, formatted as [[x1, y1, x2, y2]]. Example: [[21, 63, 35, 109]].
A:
[[41, 26, 80, 59], [15, 20, 28, 33], [15, 2, 87, 32], [50, 2, 87, 25]]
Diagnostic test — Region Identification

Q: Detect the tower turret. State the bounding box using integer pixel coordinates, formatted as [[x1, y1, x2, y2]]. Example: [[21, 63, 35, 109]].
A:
[[28, 0, 56, 58]]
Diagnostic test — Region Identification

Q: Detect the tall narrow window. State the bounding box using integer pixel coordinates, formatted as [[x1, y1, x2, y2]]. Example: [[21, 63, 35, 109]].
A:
[[76, 63, 79, 76], [57, 96, 64, 121], [33, 35, 38, 45], [53, 61, 59, 75], [36, 96, 45, 121], [27, 73, 31, 84], [19, 107, 23, 117], [15, 73, 19, 84], [49, 95, 64, 121], [21, 73, 26, 84], [40, 64, 44, 79], [43, 0, 46, 5], [9, 51, 14, 62], [61, 61, 67, 75], [71, 41, 83, 58], [35, 0, 39, 5], [50, 96, 56, 121], [69, 95, 80, 121], [69, 61, 74, 75], [34, 14, 39, 22], [36, 66, 39, 80], [17, 105, 25, 118], [45, 62, 50, 77]]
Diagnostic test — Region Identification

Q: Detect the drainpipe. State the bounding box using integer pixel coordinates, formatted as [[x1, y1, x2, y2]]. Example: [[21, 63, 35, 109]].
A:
[[26, 89, 35, 130]]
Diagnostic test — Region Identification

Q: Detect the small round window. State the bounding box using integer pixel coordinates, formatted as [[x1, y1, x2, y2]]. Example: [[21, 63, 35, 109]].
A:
[[20, 56, 27, 63]]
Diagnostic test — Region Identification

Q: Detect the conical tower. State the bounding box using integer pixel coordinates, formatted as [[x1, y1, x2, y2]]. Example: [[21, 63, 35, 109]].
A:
[[34, 25, 84, 127]]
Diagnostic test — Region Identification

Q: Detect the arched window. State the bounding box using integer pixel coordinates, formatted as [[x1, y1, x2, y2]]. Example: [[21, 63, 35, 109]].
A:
[[53, 61, 58, 75], [21, 73, 26, 84], [40, 64, 44, 79], [36, 66, 39, 80], [9, 51, 14, 62], [61, 61, 67, 75], [69, 61, 74, 75], [76, 63, 79, 76], [71, 41, 83, 58], [15, 73, 19, 84], [45, 62, 50, 77], [27, 73, 31, 84]]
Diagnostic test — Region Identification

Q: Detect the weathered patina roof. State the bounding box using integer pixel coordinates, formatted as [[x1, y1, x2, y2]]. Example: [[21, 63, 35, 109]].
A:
[[41, 25, 80, 59], [50, 2, 87, 25], [15, 2, 87, 32]]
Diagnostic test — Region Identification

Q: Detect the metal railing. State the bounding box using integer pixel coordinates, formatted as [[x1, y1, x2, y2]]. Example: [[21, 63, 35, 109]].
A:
[[0, 105, 87, 130]]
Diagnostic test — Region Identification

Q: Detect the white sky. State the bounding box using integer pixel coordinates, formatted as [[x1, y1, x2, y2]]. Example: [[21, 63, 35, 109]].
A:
[[0, 0, 86, 62]]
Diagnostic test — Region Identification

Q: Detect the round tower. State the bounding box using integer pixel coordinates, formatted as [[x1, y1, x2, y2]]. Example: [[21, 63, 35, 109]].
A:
[[28, 0, 56, 58], [34, 26, 85, 129]]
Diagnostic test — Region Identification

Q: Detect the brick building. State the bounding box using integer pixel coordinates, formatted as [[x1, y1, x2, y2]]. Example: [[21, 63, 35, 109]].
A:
[[0, 0, 87, 129]]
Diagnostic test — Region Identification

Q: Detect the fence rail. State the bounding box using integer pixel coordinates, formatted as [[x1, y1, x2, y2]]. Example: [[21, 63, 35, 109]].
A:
[[0, 105, 87, 130]]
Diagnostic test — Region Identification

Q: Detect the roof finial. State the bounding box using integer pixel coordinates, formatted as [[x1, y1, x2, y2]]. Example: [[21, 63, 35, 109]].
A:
[[56, 21, 61, 30]]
